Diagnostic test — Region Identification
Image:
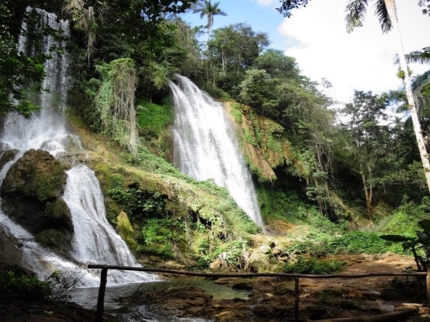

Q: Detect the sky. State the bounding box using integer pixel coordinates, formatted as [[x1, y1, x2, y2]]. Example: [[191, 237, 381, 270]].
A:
[[182, 0, 430, 104]]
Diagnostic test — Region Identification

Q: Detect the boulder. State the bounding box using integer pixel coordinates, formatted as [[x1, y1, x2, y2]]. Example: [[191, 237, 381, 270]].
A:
[[0, 149, 73, 256], [0, 225, 23, 271], [44, 198, 73, 232], [1, 149, 69, 202]]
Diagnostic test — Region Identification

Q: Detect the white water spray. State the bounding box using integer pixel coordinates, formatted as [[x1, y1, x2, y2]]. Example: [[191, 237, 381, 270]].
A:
[[0, 8, 154, 285], [1, 8, 80, 157], [170, 75, 264, 228]]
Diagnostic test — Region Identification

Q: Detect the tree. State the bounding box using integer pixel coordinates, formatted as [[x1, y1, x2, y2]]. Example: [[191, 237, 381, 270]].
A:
[[205, 23, 269, 94], [276, 0, 310, 17], [340, 91, 393, 223], [419, 0, 430, 16], [238, 69, 279, 114], [406, 47, 430, 65], [193, 0, 226, 44], [345, 0, 430, 195], [253, 49, 300, 80], [277, 0, 430, 195]]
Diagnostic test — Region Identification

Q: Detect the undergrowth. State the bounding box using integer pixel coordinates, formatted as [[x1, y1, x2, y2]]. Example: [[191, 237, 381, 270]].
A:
[[0, 269, 82, 302], [282, 257, 346, 274]]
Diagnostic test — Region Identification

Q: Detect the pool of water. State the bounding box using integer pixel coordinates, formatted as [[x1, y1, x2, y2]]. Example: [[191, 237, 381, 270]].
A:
[[69, 277, 249, 321]]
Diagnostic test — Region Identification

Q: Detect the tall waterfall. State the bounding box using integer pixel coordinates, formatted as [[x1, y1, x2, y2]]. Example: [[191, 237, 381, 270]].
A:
[[170, 75, 264, 228], [0, 8, 153, 285]]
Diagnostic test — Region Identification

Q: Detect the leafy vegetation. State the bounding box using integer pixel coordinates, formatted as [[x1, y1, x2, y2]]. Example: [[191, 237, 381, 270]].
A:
[[381, 219, 430, 271], [0, 269, 82, 302], [4, 0, 430, 276], [282, 257, 346, 274]]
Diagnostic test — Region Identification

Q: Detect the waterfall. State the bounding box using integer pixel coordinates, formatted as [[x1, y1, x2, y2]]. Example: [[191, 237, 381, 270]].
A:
[[1, 8, 80, 156], [0, 8, 154, 285], [170, 75, 264, 228]]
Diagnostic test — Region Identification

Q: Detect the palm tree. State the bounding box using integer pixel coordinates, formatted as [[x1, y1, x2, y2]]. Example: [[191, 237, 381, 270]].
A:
[[193, 0, 227, 44], [406, 47, 430, 65], [346, 0, 430, 195]]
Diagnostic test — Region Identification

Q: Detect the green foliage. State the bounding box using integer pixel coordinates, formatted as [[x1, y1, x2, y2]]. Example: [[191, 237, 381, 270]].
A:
[[282, 257, 346, 274], [117, 212, 137, 250], [108, 183, 167, 221], [231, 109, 242, 124], [328, 231, 401, 254], [238, 69, 279, 114], [196, 239, 249, 270], [244, 128, 256, 146], [0, 269, 83, 302], [253, 49, 300, 79], [0, 271, 52, 300], [95, 58, 138, 153], [207, 23, 269, 82], [138, 217, 185, 258], [137, 100, 173, 136], [380, 219, 430, 271]]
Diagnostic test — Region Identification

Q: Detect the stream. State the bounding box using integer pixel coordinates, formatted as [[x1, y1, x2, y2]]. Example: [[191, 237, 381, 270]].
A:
[[69, 277, 251, 321]]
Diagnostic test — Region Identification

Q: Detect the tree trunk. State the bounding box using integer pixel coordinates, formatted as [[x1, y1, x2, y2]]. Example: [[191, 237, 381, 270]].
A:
[[427, 266, 430, 309], [385, 0, 430, 195], [361, 166, 373, 224]]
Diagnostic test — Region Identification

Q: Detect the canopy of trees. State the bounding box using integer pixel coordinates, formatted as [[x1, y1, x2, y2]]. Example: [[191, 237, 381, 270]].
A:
[[2, 0, 430, 224]]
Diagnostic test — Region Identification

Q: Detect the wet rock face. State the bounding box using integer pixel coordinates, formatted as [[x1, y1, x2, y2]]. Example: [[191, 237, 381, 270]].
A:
[[0, 149, 19, 171], [0, 225, 23, 271], [0, 149, 73, 257]]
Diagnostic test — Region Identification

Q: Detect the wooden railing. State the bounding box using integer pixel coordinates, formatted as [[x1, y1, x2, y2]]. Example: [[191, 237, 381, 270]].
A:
[[88, 265, 427, 322]]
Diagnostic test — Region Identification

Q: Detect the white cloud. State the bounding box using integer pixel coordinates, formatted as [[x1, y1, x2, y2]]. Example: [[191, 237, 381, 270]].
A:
[[278, 0, 430, 104], [256, 0, 275, 6]]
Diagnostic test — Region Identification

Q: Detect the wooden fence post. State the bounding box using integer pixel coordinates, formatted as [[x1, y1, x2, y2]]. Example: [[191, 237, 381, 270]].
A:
[[295, 277, 299, 322], [427, 266, 430, 309], [94, 268, 108, 322]]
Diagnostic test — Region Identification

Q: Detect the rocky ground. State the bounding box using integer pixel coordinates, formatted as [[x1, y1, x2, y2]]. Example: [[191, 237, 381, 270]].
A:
[[126, 253, 430, 322], [1, 253, 430, 321]]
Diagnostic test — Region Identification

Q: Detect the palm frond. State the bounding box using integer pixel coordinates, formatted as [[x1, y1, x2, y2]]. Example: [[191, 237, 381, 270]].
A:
[[406, 47, 430, 65], [212, 2, 227, 15], [345, 0, 368, 33], [375, 0, 392, 33]]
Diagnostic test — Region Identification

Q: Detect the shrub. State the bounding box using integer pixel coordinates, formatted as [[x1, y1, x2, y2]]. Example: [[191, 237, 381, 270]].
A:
[[282, 257, 346, 274], [0, 271, 52, 300], [137, 101, 173, 137], [0, 269, 83, 302]]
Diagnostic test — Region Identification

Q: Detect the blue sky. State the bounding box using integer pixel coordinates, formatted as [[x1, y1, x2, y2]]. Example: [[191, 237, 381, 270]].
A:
[[182, 0, 288, 51], [181, 0, 430, 104]]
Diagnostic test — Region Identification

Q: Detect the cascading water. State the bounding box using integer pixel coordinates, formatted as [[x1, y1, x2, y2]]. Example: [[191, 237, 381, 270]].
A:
[[0, 8, 154, 285], [170, 75, 264, 228], [1, 8, 80, 156]]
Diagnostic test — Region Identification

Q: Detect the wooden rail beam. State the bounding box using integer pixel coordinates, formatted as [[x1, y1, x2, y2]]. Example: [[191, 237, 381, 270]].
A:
[[94, 268, 108, 322]]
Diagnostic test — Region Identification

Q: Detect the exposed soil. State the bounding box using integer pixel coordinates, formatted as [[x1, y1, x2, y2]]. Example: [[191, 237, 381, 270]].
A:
[[1, 253, 429, 322]]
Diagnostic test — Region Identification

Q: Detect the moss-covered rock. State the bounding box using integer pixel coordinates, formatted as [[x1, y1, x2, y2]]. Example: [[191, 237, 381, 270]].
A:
[[0, 149, 73, 256], [35, 229, 72, 256], [1, 149, 69, 202], [0, 225, 23, 272], [116, 211, 136, 251], [44, 198, 74, 232]]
